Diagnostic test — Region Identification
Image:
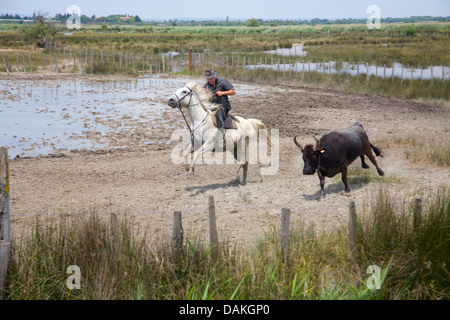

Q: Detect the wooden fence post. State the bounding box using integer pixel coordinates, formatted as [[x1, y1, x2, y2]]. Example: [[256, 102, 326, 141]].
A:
[[0, 147, 11, 298], [79, 51, 83, 74], [357, 63, 360, 82], [413, 198, 422, 230], [1, 53, 9, 74], [280, 208, 290, 262], [366, 62, 369, 82], [208, 196, 218, 249], [348, 201, 358, 265], [189, 48, 192, 73], [49, 51, 52, 74], [22, 53, 26, 73], [401, 66, 404, 85], [172, 211, 183, 253], [110, 212, 119, 251], [54, 52, 58, 73], [29, 53, 32, 74], [431, 66, 434, 85], [392, 63, 395, 82]]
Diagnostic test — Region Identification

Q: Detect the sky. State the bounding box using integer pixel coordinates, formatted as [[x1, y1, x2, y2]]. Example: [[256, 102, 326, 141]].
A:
[[0, 0, 449, 20]]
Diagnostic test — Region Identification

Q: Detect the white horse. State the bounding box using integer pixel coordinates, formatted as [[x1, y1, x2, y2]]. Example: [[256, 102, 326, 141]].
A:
[[167, 82, 271, 184]]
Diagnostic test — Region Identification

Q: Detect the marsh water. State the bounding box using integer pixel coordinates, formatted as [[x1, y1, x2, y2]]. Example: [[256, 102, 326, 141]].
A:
[[261, 46, 449, 80]]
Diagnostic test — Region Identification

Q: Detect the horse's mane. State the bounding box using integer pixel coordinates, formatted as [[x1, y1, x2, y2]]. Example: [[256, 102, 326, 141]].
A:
[[185, 82, 222, 111]]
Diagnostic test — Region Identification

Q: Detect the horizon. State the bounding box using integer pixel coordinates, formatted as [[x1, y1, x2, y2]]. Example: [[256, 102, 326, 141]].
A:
[[1, 0, 449, 21], [2, 15, 449, 22]]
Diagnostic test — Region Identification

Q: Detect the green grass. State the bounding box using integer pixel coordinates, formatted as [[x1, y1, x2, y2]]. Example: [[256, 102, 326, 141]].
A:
[[377, 137, 450, 167], [405, 144, 450, 167], [4, 188, 449, 300], [357, 188, 450, 299]]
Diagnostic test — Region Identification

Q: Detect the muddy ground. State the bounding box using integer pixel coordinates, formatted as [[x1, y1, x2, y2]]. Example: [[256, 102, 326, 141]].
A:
[[6, 75, 450, 245]]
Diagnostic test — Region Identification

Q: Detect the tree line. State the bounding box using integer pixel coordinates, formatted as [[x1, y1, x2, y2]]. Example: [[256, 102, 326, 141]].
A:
[[1, 12, 448, 26]]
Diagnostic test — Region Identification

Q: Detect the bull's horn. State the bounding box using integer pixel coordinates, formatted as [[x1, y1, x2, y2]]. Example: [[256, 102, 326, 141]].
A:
[[293, 135, 303, 151], [313, 135, 320, 148]]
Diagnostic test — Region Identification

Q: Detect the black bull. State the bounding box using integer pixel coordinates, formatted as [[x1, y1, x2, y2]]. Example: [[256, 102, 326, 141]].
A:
[[294, 122, 384, 198]]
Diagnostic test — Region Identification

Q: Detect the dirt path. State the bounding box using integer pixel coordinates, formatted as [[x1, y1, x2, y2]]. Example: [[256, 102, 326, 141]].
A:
[[7, 76, 450, 244]]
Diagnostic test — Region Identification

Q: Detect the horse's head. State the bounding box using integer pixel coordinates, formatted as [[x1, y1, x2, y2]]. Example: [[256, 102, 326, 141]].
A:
[[167, 83, 196, 109]]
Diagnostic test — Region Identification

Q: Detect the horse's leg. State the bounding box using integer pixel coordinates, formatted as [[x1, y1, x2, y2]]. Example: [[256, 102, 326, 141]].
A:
[[182, 141, 193, 172], [187, 140, 215, 178], [233, 136, 249, 185], [242, 137, 249, 185]]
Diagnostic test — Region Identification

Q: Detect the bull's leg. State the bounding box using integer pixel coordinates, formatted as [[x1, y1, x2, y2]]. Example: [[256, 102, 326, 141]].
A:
[[360, 155, 370, 169], [318, 170, 326, 200], [365, 148, 384, 176], [341, 166, 350, 193]]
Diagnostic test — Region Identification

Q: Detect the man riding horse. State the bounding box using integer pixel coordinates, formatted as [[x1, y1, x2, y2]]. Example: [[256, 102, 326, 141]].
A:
[[203, 69, 236, 146]]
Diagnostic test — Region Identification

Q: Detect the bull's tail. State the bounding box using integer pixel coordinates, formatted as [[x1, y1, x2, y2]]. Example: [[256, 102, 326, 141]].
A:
[[370, 143, 383, 157], [249, 119, 271, 147]]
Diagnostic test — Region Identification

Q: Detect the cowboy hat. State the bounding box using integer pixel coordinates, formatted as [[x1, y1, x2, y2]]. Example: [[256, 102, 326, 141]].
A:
[[204, 69, 217, 80]]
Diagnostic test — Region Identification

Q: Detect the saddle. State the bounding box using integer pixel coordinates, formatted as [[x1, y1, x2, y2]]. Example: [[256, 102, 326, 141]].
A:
[[211, 113, 240, 129]]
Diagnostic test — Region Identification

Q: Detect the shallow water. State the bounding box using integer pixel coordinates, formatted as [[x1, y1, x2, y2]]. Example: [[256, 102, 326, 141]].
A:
[[0, 76, 257, 158], [0, 77, 184, 157], [247, 60, 450, 80], [260, 45, 449, 80]]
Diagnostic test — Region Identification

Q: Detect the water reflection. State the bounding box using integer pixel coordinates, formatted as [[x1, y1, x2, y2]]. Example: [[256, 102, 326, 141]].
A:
[[0, 77, 195, 157], [247, 60, 450, 80]]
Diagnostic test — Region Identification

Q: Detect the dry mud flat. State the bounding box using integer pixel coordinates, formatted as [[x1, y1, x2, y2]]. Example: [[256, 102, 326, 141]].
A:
[[8, 76, 450, 244]]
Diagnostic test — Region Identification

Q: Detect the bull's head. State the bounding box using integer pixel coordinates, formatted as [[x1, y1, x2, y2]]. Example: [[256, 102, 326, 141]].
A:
[[294, 136, 325, 175]]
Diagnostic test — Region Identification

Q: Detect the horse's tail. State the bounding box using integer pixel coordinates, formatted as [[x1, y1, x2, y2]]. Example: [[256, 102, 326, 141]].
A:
[[248, 119, 271, 147]]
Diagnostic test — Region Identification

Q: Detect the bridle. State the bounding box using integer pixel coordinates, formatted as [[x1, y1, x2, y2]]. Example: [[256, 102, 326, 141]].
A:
[[174, 86, 194, 109], [174, 86, 211, 143]]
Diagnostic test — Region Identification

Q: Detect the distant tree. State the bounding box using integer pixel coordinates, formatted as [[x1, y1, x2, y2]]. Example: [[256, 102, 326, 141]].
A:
[[23, 13, 57, 47], [134, 15, 142, 23], [246, 18, 260, 27]]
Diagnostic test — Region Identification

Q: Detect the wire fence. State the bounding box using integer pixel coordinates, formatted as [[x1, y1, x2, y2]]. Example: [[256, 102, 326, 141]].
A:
[[7, 191, 430, 250], [8, 197, 422, 219], [1, 45, 449, 83]]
